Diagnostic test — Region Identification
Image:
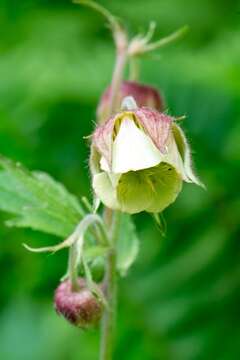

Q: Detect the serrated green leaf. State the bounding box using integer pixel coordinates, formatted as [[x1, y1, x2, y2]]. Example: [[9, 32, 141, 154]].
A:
[[117, 214, 139, 276], [0, 155, 85, 237]]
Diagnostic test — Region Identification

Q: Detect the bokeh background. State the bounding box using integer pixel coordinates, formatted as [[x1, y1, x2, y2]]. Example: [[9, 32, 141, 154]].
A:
[[0, 0, 240, 359]]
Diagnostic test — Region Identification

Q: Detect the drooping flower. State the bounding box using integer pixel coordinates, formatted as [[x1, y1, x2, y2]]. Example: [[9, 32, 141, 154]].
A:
[[97, 81, 164, 123], [90, 98, 202, 214]]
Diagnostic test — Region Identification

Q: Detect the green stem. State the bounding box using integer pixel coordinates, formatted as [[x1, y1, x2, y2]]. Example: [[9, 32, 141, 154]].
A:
[[106, 50, 128, 119], [68, 242, 80, 291], [100, 210, 121, 360], [129, 56, 140, 81], [99, 31, 127, 358], [67, 214, 109, 291]]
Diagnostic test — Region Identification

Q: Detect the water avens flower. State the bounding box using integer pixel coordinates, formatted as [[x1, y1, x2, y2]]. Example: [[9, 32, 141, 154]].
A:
[[97, 81, 164, 122], [54, 279, 103, 328], [91, 97, 202, 214]]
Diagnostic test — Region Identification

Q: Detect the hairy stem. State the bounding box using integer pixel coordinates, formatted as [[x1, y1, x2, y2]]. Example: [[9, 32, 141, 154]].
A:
[[68, 243, 81, 291], [129, 57, 140, 81], [67, 214, 109, 291], [99, 35, 127, 357], [107, 51, 127, 117], [100, 210, 120, 360]]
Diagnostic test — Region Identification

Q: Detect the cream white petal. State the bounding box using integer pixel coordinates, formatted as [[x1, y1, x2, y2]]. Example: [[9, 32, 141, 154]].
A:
[[112, 117, 162, 174], [100, 156, 110, 172], [92, 172, 120, 210], [100, 157, 121, 186], [161, 132, 188, 181]]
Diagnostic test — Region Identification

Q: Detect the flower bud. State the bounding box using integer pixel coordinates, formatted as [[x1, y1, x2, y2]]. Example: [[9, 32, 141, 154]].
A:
[[91, 105, 202, 214], [97, 81, 164, 123], [54, 279, 103, 328]]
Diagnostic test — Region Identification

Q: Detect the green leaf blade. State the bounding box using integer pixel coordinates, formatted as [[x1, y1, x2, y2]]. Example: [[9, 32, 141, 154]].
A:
[[0, 155, 85, 238], [117, 214, 139, 276]]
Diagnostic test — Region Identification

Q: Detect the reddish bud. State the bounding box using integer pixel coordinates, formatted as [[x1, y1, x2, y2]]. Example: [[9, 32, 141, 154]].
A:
[[54, 279, 103, 328], [97, 81, 164, 122]]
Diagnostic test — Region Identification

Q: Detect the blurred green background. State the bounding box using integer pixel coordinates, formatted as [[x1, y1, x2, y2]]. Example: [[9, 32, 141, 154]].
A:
[[0, 0, 240, 359]]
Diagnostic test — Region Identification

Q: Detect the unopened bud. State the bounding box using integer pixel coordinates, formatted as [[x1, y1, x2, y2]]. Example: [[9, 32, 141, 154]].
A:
[[97, 81, 164, 123], [54, 278, 103, 328]]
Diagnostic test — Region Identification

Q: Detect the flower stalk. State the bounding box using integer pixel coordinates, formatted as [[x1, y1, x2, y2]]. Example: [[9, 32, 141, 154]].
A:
[[99, 32, 128, 360], [100, 210, 121, 360], [107, 49, 128, 119], [67, 214, 109, 289]]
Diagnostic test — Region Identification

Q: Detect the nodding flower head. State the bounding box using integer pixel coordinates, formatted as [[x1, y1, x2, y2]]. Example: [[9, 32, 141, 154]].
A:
[[90, 98, 203, 214], [54, 279, 103, 328], [97, 81, 164, 123]]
